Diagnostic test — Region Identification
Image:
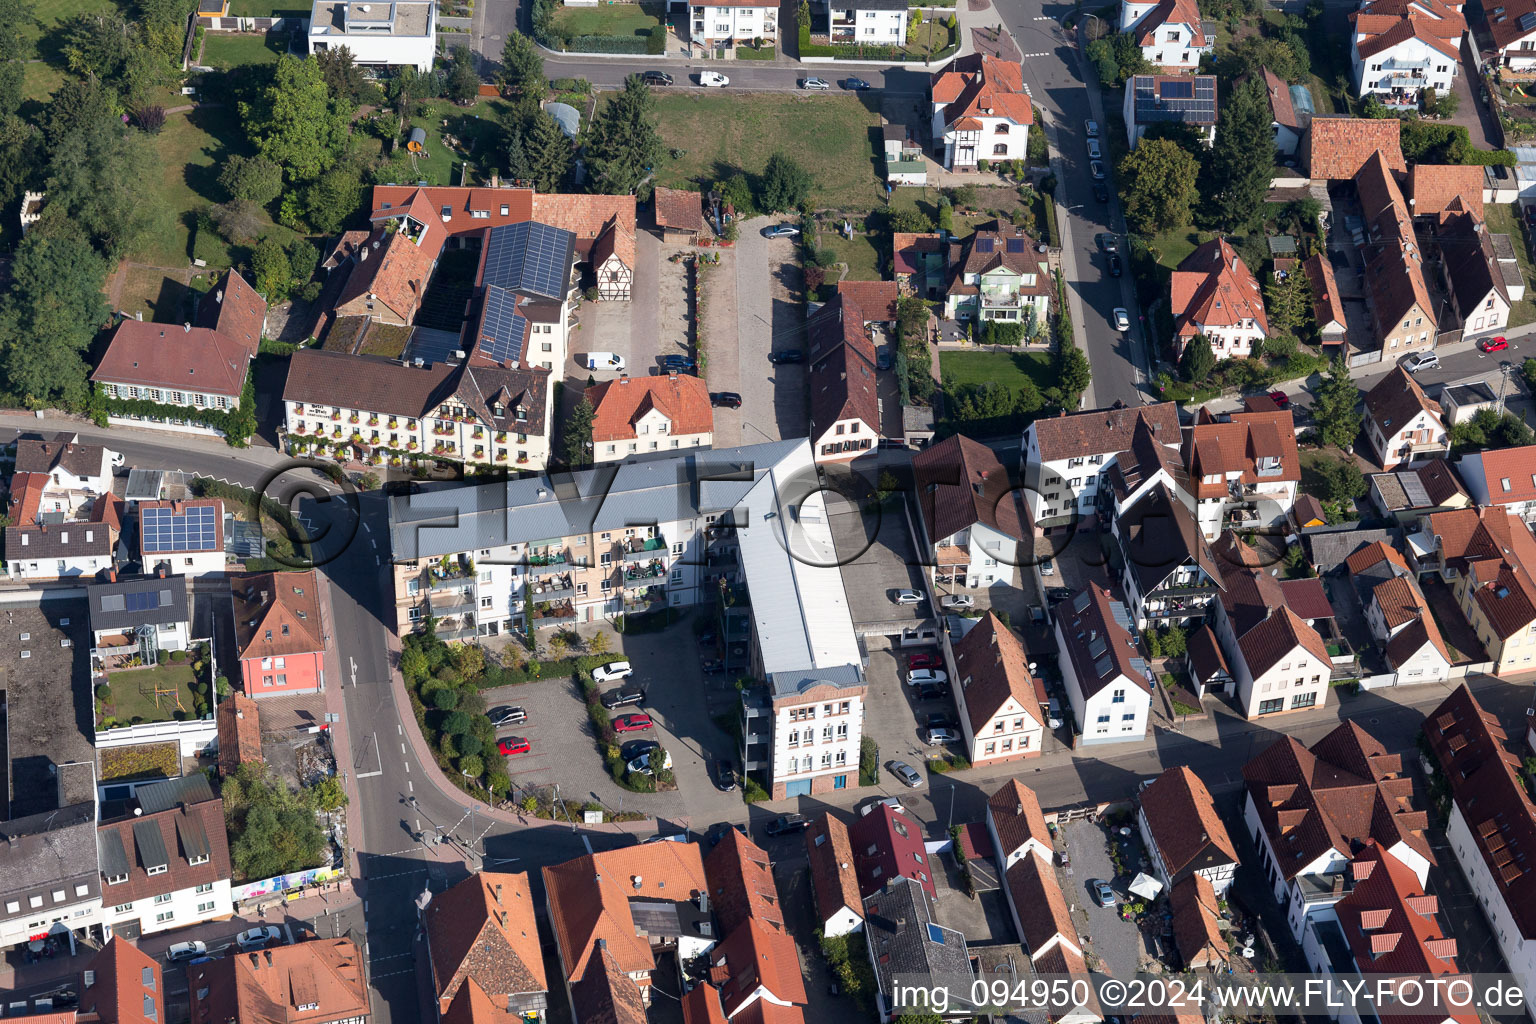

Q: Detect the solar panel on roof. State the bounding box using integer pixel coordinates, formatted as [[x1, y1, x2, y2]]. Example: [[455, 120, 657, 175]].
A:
[[1522, 10, 1536, 29], [1006, 238, 1025, 253], [1094, 654, 1114, 678], [477, 287, 529, 365], [1072, 591, 1091, 614], [123, 590, 158, 612], [142, 505, 218, 554], [101, 594, 125, 612], [482, 221, 575, 301], [975, 238, 995, 253], [1160, 80, 1194, 99]]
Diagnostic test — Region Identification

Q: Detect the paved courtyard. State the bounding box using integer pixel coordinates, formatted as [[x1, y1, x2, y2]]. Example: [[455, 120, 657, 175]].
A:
[[1058, 819, 1154, 978], [725, 218, 807, 445]]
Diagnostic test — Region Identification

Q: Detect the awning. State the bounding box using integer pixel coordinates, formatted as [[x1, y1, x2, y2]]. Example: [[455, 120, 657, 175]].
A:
[[1129, 872, 1163, 900]]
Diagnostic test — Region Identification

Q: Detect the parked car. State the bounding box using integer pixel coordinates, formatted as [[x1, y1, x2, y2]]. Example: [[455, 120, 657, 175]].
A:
[[167, 941, 207, 962], [877, 346, 894, 370], [925, 711, 957, 731], [583, 351, 626, 372], [592, 661, 633, 683], [627, 749, 673, 774], [1479, 336, 1510, 353], [1045, 586, 1072, 602], [768, 348, 804, 364], [907, 652, 942, 670], [887, 760, 924, 788], [859, 795, 906, 816], [906, 669, 949, 687], [1267, 390, 1291, 409], [642, 71, 673, 86], [914, 681, 950, 701], [765, 814, 811, 836], [924, 727, 959, 744], [1091, 879, 1116, 907], [1039, 557, 1056, 576], [1405, 351, 1440, 372], [1084, 119, 1100, 137], [713, 759, 738, 791], [497, 736, 531, 756], [698, 71, 729, 87], [660, 354, 696, 373], [762, 224, 800, 239], [800, 77, 831, 90], [489, 705, 526, 727], [842, 76, 872, 90], [940, 594, 974, 609], [1093, 181, 1110, 203], [707, 822, 748, 846], [236, 927, 283, 952], [1086, 138, 1102, 159], [710, 391, 743, 408], [892, 589, 923, 605], [600, 686, 646, 710], [1097, 233, 1119, 254], [1113, 308, 1131, 331], [621, 739, 659, 763], [613, 713, 654, 733], [1107, 253, 1123, 277], [1090, 161, 1107, 179]]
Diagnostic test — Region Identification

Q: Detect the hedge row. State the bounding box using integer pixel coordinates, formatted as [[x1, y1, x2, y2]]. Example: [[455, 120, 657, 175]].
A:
[[474, 653, 625, 688], [552, 30, 664, 54]]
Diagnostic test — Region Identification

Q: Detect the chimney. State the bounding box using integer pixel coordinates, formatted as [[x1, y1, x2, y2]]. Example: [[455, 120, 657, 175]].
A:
[[490, 172, 500, 188], [183, 323, 191, 333], [632, 875, 643, 889], [108, 568, 117, 583], [1014, 802, 1023, 816], [360, 247, 369, 262], [261, 590, 270, 603], [216, 289, 224, 303], [157, 564, 167, 579], [264, 950, 273, 966]]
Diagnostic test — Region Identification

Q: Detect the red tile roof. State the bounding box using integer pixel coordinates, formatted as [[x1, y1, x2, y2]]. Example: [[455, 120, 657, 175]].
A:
[[804, 814, 863, 930], [334, 225, 443, 323], [1468, 443, 1536, 505], [1139, 766, 1239, 882], [1372, 575, 1425, 631], [372, 185, 535, 234], [440, 977, 518, 1024], [1278, 577, 1334, 621], [833, 280, 900, 322], [425, 871, 546, 1014], [1057, 582, 1149, 698], [1259, 67, 1303, 129], [1186, 623, 1231, 687], [1357, 151, 1437, 339], [1409, 164, 1485, 220], [534, 193, 637, 277], [1031, 402, 1182, 463], [806, 293, 881, 437], [707, 916, 808, 1012], [1304, 117, 1405, 180], [1003, 852, 1080, 960], [1303, 252, 1347, 334], [78, 937, 162, 1024], [1184, 409, 1301, 499], [231, 571, 323, 661], [1169, 874, 1228, 970], [1131, 0, 1208, 45], [848, 804, 934, 898], [585, 374, 713, 444], [9, 472, 47, 527], [653, 186, 704, 233], [1234, 605, 1332, 679], [953, 613, 1044, 738], [1346, 540, 1411, 577], [570, 946, 647, 1024], [1489, 0, 1536, 50], [893, 233, 943, 276], [913, 434, 1030, 546], [1425, 507, 1536, 638], [987, 778, 1051, 863], [1351, 0, 1466, 62], [1384, 614, 1452, 669], [97, 790, 231, 905], [930, 55, 1034, 130], [93, 322, 251, 398], [195, 270, 268, 355], [704, 828, 784, 936], [1335, 841, 1467, 985], [216, 693, 262, 778], [681, 985, 729, 1024]]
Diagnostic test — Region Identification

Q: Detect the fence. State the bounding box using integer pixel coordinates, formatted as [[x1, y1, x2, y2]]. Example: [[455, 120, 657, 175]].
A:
[[95, 718, 217, 757]]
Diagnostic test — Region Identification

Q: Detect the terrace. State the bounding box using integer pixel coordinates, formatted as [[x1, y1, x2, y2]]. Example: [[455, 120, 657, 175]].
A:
[[620, 536, 668, 563], [623, 559, 667, 583], [531, 599, 576, 628]]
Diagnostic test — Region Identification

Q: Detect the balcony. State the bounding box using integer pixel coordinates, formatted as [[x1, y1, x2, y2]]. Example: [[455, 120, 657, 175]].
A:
[[527, 572, 575, 602], [429, 591, 476, 617], [623, 559, 667, 583], [741, 690, 771, 771], [530, 599, 576, 629], [526, 550, 570, 577], [429, 554, 473, 587], [1224, 503, 1261, 528], [980, 290, 1023, 309], [620, 536, 668, 563], [624, 585, 665, 610]]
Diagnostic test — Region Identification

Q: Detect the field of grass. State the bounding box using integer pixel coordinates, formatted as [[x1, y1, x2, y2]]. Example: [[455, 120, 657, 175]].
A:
[[21, 62, 66, 106], [201, 30, 287, 68], [816, 230, 882, 281], [1144, 225, 1203, 270], [550, 2, 661, 37], [736, 43, 775, 59], [1483, 203, 1536, 328], [644, 92, 884, 211], [103, 663, 200, 725], [25, 0, 119, 55], [229, 0, 309, 16], [117, 266, 192, 322], [939, 350, 1054, 390]]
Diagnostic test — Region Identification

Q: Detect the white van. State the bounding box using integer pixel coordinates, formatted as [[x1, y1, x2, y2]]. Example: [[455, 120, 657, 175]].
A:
[[584, 352, 626, 372]]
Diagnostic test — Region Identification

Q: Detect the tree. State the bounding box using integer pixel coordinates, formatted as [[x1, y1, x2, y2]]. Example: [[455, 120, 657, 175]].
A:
[[563, 397, 594, 466], [890, 206, 933, 233], [1311, 456, 1366, 504], [39, 77, 157, 257], [0, 113, 41, 217], [220, 154, 284, 205], [1222, 34, 1308, 83], [1450, 407, 1536, 455], [1311, 355, 1363, 449], [0, 233, 110, 407], [387, 66, 427, 133], [302, 162, 364, 234], [589, 631, 610, 656], [316, 45, 368, 106], [135, 0, 194, 62], [400, 645, 429, 682], [1054, 343, 1092, 407], [498, 31, 545, 98], [1264, 267, 1313, 339], [446, 45, 481, 105], [1180, 334, 1215, 382], [211, 199, 266, 244], [522, 109, 572, 193], [309, 775, 347, 811], [759, 151, 812, 212], [1206, 77, 1272, 231], [583, 75, 662, 195], [713, 172, 753, 217], [505, 130, 533, 184], [1118, 138, 1199, 235], [222, 764, 326, 881], [251, 236, 292, 299], [240, 55, 350, 183]]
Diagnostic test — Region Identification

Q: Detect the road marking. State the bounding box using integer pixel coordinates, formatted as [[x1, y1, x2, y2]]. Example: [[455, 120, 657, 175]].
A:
[[397, 724, 402, 735], [404, 761, 410, 773], [400, 743, 406, 754], [1021, 50, 1051, 57], [408, 780, 413, 792], [363, 523, 371, 534], [355, 770, 384, 779]]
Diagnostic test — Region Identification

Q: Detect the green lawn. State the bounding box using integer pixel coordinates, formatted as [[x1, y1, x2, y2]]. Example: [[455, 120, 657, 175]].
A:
[[379, 99, 513, 188], [643, 92, 884, 210], [817, 230, 882, 281], [21, 62, 66, 105], [550, 2, 661, 37], [102, 663, 201, 726], [736, 43, 775, 59], [1483, 203, 1536, 328], [26, 0, 119, 55], [229, 0, 310, 16], [1144, 225, 1204, 270], [201, 30, 287, 68], [939, 350, 1054, 389]]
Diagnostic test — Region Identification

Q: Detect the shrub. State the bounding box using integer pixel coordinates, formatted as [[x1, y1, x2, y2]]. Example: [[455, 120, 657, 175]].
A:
[[431, 687, 460, 710], [169, 649, 187, 662], [96, 683, 112, 701], [743, 774, 769, 804], [978, 158, 990, 172]]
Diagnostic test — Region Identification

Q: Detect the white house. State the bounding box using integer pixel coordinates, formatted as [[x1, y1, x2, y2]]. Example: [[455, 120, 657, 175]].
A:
[[1112, 483, 1222, 629], [806, 293, 882, 464], [985, 779, 1054, 871], [1119, 0, 1212, 69], [308, 0, 437, 72], [14, 434, 117, 510], [1353, 543, 1454, 686], [1021, 402, 1182, 533], [1123, 75, 1217, 150], [1425, 685, 1536, 1024], [929, 54, 1033, 172], [913, 434, 1030, 591], [1184, 408, 1301, 540], [1350, 0, 1465, 108], [1489, 0, 1536, 71], [4, 523, 114, 580], [1455, 443, 1536, 520], [805, 814, 863, 939], [825, 0, 909, 43], [586, 374, 713, 464], [1257, 67, 1311, 157], [882, 125, 927, 186], [1170, 237, 1269, 361], [687, 0, 777, 47], [949, 613, 1045, 766], [0, 804, 102, 952], [88, 574, 192, 669], [1439, 208, 1512, 339], [1363, 366, 1448, 470], [1244, 721, 1434, 942], [137, 500, 227, 578], [1136, 766, 1239, 895], [1053, 583, 1152, 745]]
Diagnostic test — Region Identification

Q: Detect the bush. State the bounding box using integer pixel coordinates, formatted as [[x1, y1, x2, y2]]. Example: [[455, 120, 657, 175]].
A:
[[743, 774, 769, 804], [646, 26, 666, 53], [96, 683, 112, 701], [859, 735, 878, 786], [565, 34, 649, 53]]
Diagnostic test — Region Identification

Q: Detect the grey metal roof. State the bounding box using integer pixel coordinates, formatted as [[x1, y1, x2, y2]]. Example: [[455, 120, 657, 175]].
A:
[[88, 576, 189, 632], [98, 828, 130, 880], [1128, 75, 1217, 126], [124, 470, 163, 502], [135, 773, 216, 814], [1289, 83, 1315, 117], [132, 819, 169, 873], [768, 663, 864, 699], [174, 811, 211, 863], [544, 102, 580, 139], [388, 438, 806, 560]]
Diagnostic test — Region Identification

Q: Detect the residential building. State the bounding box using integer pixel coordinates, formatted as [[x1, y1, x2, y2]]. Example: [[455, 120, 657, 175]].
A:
[[1021, 402, 1182, 532], [1456, 444, 1536, 518], [1409, 163, 1485, 220], [1438, 379, 1500, 424], [1350, 0, 1465, 107], [138, 499, 226, 577], [893, 232, 945, 299], [5, 523, 114, 581], [1185, 623, 1233, 696], [1113, 483, 1222, 629], [283, 349, 551, 472], [1210, 533, 1334, 719], [1169, 874, 1228, 971], [939, 221, 1052, 327], [88, 573, 191, 671], [216, 694, 261, 779], [1304, 252, 1348, 346], [912, 434, 1031, 590], [949, 613, 1045, 766], [862, 877, 974, 1023], [1302, 116, 1405, 181], [1053, 582, 1153, 745], [187, 938, 370, 1024], [1184, 408, 1301, 539], [542, 842, 713, 1010], [753, 665, 865, 801], [653, 186, 704, 242], [1304, 526, 1406, 573], [0, 802, 101, 951], [330, 212, 445, 329], [1435, 204, 1512, 339], [570, 946, 647, 1024], [1256, 66, 1312, 156], [1242, 721, 1431, 941], [1364, 366, 1448, 469], [78, 936, 162, 1024], [700, 830, 808, 1020], [1423, 684, 1536, 1022], [984, 778, 1053, 871], [1351, 541, 1454, 684], [586, 374, 713, 463], [97, 775, 232, 939], [823, 0, 909, 43], [929, 55, 1033, 172], [1357, 150, 1439, 356], [423, 872, 547, 1021], [1118, 0, 1212, 69], [1489, 0, 1536, 69], [806, 292, 881, 463], [1123, 75, 1218, 149], [882, 125, 927, 186], [805, 814, 863, 938], [308, 0, 436, 71], [14, 434, 116, 517], [1409, 506, 1536, 673], [231, 571, 325, 699], [686, 0, 778, 48], [848, 802, 934, 898], [1001, 848, 1084, 968], [1369, 461, 1471, 523], [1169, 237, 1269, 361], [1136, 766, 1239, 895]]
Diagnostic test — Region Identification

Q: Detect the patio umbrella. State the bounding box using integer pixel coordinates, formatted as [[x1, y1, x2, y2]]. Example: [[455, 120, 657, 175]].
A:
[[1128, 872, 1163, 900]]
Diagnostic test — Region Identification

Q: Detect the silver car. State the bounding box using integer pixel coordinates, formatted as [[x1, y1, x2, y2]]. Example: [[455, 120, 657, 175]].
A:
[[800, 77, 831, 90], [924, 727, 959, 744], [893, 589, 923, 605], [887, 760, 924, 788], [1086, 138, 1102, 159], [236, 926, 283, 951]]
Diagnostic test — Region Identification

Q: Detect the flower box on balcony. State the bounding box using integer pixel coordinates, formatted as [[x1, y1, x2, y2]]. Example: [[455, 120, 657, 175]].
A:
[[331, 413, 341, 421], [472, 428, 484, 439], [350, 433, 363, 443], [388, 418, 398, 429], [349, 415, 360, 424], [293, 404, 304, 414], [407, 441, 419, 451], [368, 416, 379, 426], [294, 424, 306, 434], [517, 454, 529, 464], [408, 421, 418, 430], [496, 432, 507, 442], [496, 451, 508, 461]]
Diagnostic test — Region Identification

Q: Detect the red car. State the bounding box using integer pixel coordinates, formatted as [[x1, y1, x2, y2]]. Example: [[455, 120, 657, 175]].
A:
[[498, 736, 531, 756], [1267, 390, 1291, 410], [907, 652, 942, 671], [1479, 336, 1510, 353], [614, 713, 654, 733]]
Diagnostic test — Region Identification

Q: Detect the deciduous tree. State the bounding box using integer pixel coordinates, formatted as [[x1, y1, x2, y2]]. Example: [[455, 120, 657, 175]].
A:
[[1119, 138, 1198, 235], [219, 153, 284, 205], [239, 55, 350, 183], [316, 46, 369, 106], [446, 45, 480, 104], [0, 233, 109, 407]]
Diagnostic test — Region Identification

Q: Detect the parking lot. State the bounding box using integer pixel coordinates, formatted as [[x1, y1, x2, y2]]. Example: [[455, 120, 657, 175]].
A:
[[1058, 818, 1154, 977], [717, 217, 806, 445], [824, 475, 931, 628]]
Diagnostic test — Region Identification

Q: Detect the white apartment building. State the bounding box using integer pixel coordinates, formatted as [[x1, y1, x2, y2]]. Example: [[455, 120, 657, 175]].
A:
[[1351, 0, 1464, 107], [1186, 409, 1300, 540], [825, 0, 909, 43], [587, 374, 713, 464], [14, 435, 116, 502], [688, 0, 777, 46], [1455, 444, 1536, 520], [913, 434, 1030, 591], [1363, 367, 1447, 470], [309, 0, 437, 72], [929, 55, 1033, 172], [4, 524, 114, 580], [1054, 583, 1153, 745], [947, 613, 1045, 767], [1021, 402, 1182, 532]]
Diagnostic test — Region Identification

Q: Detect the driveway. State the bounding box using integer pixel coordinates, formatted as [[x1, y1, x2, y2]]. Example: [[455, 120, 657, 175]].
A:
[[570, 228, 666, 383], [731, 218, 807, 444], [1059, 819, 1153, 978]]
